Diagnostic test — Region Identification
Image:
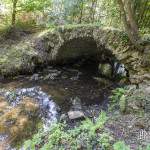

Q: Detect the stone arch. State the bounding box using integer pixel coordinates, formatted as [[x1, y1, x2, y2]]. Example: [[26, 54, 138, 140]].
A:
[[46, 27, 126, 64], [54, 37, 100, 63], [48, 29, 122, 68], [49, 27, 95, 60], [36, 25, 143, 81]]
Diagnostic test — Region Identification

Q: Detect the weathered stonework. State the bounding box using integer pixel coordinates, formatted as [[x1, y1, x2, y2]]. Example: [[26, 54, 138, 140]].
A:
[[0, 25, 149, 83]]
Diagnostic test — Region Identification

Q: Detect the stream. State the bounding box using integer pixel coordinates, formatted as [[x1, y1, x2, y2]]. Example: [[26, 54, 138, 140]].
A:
[[0, 60, 117, 149]]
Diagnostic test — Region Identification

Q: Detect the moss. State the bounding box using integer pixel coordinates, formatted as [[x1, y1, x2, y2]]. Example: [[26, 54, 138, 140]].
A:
[[56, 23, 102, 30], [0, 24, 148, 78], [0, 40, 37, 76], [37, 23, 101, 37]]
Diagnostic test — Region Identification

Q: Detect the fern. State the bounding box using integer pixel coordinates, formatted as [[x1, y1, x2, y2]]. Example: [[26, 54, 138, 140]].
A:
[[22, 111, 108, 150], [113, 141, 130, 150]]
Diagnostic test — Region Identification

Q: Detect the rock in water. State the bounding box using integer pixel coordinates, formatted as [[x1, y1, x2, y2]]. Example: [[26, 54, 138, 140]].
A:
[[98, 63, 112, 78], [98, 62, 127, 79], [68, 110, 85, 120], [71, 97, 82, 110], [113, 62, 127, 77], [60, 114, 68, 122], [68, 97, 85, 120], [30, 73, 39, 81]]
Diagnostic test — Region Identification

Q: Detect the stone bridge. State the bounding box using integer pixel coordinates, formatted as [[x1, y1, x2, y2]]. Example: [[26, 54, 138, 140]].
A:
[[35, 25, 149, 82], [0, 25, 149, 83]]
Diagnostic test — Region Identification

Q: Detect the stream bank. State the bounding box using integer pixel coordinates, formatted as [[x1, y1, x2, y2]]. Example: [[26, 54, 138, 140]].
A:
[[0, 60, 149, 150], [0, 59, 119, 149]]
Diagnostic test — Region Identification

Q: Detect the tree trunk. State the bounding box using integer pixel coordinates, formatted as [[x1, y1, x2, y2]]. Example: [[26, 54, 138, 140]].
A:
[[11, 0, 18, 26], [117, 0, 141, 46], [125, 0, 139, 38], [90, 0, 97, 23], [78, 0, 84, 23]]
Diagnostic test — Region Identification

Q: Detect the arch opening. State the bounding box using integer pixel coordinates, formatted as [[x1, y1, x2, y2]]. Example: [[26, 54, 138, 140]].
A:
[[56, 37, 99, 63], [54, 37, 129, 80]]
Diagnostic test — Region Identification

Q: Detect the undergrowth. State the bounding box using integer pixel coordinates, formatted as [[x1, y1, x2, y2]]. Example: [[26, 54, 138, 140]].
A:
[[22, 109, 150, 150], [23, 111, 113, 150], [109, 87, 126, 113]]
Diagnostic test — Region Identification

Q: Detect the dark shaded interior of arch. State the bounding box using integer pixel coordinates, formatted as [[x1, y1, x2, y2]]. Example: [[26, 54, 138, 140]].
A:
[[56, 37, 117, 64], [56, 37, 99, 62]]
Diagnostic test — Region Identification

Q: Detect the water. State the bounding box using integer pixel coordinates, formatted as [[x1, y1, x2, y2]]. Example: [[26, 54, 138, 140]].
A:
[[0, 87, 58, 150], [0, 64, 116, 149], [1, 87, 57, 123]]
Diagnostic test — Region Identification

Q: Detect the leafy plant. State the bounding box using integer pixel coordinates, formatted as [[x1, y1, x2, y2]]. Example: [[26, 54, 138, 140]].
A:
[[119, 94, 126, 113], [23, 111, 108, 150], [109, 88, 126, 111], [99, 132, 113, 149], [113, 141, 130, 150], [21, 128, 45, 149]]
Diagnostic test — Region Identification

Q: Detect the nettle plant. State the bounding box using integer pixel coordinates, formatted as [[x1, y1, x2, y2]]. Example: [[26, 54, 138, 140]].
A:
[[109, 88, 126, 112]]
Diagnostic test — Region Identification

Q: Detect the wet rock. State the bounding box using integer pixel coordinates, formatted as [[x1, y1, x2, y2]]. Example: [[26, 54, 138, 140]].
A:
[[68, 97, 85, 120], [0, 76, 4, 81], [60, 114, 68, 122], [93, 77, 111, 87], [44, 69, 61, 80], [44, 73, 58, 80], [68, 111, 85, 120], [98, 62, 127, 80], [71, 97, 82, 110], [70, 72, 82, 81], [98, 63, 112, 78], [70, 76, 78, 81], [113, 62, 127, 78], [30, 73, 39, 81]]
